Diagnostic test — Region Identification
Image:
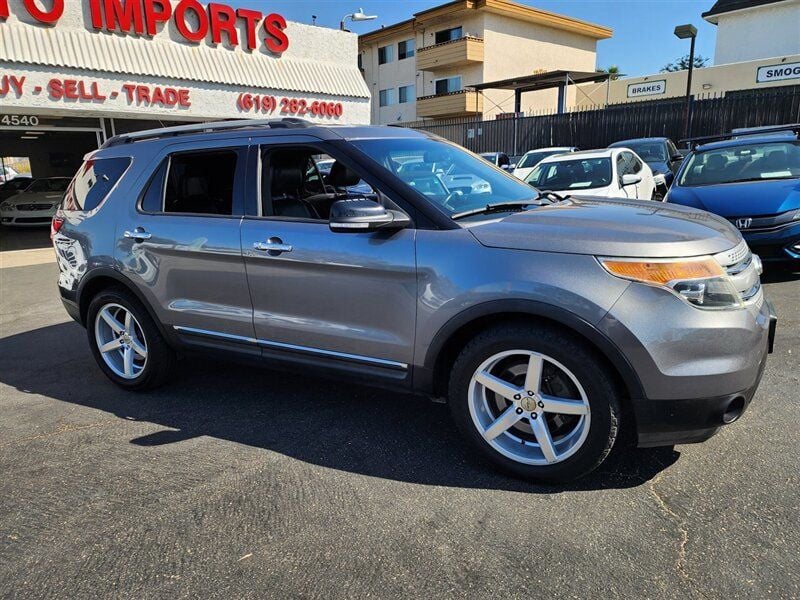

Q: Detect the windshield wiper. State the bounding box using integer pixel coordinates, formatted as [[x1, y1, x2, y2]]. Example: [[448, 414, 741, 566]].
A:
[[451, 200, 542, 220]]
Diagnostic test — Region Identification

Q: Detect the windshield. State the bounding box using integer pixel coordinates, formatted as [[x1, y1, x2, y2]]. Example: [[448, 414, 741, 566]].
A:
[[350, 138, 537, 217], [27, 178, 70, 193], [620, 142, 667, 163], [517, 150, 567, 169], [526, 158, 612, 190], [680, 141, 800, 186]]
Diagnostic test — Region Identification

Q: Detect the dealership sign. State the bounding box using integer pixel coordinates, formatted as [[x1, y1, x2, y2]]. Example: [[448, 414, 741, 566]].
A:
[[627, 80, 667, 98], [0, 0, 289, 54], [757, 62, 800, 84]]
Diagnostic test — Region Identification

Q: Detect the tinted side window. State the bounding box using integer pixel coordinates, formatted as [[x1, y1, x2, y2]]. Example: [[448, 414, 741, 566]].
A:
[[140, 161, 168, 213], [164, 151, 237, 215], [64, 158, 129, 212]]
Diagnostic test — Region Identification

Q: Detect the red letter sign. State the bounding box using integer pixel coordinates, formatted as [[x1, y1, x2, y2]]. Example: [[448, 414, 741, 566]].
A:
[[103, 0, 145, 34], [264, 13, 289, 54], [236, 8, 262, 51], [142, 0, 171, 36], [209, 3, 238, 46], [0, 0, 9, 20], [23, 0, 64, 24], [174, 0, 209, 43]]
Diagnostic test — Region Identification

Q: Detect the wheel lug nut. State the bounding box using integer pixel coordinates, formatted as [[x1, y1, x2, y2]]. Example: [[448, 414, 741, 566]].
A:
[[527, 390, 534, 396], [538, 401, 545, 408], [531, 413, 538, 420], [515, 407, 523, 415], [514, 394, 521, 400]]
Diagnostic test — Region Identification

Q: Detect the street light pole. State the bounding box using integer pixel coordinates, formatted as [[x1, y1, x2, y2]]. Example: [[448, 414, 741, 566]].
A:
[[674, 24, 698, 141], [340, 8, 377, 31]]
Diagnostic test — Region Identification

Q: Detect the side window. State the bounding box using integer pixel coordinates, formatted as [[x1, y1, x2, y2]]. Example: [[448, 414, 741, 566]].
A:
[[616, 154, 628, 178], [63, 157, 130, 212], [261, 146, 377, 221], [632, 155, 643, 173], [163, 151, 238, 215], [140, 161, 168, 213]]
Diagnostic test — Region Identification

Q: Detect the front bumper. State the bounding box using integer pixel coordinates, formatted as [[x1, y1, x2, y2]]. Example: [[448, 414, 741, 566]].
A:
[[743, 223, 800, 262], [1, 208, 56, 226], [600, 286, 775, 447]]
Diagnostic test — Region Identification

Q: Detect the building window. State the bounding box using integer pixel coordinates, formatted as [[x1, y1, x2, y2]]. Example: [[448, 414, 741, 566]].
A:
[[379, 89, 396, 107], [435, 26, 463, 45], [399, 85, 415, 104], [378, 45, 394, 65], [398, 39, 415, 60], [434, 76, 462, 95]]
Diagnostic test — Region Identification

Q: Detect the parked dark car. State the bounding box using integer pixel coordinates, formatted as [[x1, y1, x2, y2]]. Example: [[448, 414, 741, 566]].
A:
[[608, 137, 683, 195], [666, 125, 800, 265]]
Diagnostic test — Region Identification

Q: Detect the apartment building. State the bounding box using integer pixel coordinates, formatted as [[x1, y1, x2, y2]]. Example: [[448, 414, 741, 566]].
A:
[[358, 0, 612, 124]]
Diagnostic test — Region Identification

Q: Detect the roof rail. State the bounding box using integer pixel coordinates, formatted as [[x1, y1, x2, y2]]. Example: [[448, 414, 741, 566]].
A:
[[680, 123, 800, 149], [101, 118, 312, 148]]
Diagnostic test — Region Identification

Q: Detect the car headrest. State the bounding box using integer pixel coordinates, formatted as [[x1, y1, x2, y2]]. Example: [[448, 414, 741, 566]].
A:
[[705, 154, 728, 171], [329, 161, 361, 188], [271, 164, 304, 193]]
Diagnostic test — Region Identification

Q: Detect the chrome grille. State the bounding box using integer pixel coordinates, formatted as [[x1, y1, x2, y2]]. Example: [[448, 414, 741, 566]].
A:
[[713, 240, 762, 303]]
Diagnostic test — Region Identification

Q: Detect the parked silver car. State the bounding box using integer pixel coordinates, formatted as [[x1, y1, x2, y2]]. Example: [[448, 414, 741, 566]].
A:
[[53, 120, 776, 482]]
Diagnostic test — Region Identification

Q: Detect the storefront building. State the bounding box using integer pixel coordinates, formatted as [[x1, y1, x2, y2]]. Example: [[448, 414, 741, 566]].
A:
[[0, 0, 370, 177]]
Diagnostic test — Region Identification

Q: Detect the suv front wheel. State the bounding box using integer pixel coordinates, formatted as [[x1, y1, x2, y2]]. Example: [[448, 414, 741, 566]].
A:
[[87, 288, 176, 391], [448, 324, 621, 482]]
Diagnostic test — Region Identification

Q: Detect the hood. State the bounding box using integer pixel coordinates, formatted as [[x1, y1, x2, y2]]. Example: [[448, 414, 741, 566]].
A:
[[645, 160, 670, 175], [668, 179, 800, 217], [467, 197, 741, 258], [5, 191, 63, 205]]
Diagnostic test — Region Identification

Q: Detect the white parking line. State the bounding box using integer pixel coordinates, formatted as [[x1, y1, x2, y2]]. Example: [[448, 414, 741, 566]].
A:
[[0, 248, 55, 269]]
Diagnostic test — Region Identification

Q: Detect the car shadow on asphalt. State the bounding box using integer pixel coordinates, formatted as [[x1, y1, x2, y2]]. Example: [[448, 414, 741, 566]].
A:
[[0, 322, 679, 493]]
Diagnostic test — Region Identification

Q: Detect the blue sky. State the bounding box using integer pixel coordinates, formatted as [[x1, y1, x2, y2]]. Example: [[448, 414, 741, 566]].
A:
[[235, 0, 718, 77]]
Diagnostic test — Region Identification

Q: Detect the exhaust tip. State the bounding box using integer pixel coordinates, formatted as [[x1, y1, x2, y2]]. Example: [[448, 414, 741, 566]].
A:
[[722, 396, 746, 424]]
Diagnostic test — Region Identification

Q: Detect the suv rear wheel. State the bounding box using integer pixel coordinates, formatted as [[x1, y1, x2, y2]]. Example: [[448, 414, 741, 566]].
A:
[[448, 324, 621, 482], [87, 288, 175, 391]]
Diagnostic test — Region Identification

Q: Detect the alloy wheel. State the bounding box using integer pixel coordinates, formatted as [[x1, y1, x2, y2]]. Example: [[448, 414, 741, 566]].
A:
[[468, 349, 591, 466], [94, 303, 148, 380]]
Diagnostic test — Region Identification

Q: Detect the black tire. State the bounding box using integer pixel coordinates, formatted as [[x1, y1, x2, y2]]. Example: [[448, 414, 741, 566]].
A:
[[86, 287, 176, 391], [448, 323, 621, 483]]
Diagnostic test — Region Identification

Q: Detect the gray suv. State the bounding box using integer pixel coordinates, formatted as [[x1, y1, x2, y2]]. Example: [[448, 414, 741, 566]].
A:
[[53, 119, 777, 482]]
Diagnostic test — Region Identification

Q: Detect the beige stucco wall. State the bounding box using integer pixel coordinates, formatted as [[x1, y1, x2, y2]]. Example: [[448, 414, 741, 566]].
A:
[[481, 12, 597, 118], [712, 0, 800, 65], [575, 54, 800, 108]]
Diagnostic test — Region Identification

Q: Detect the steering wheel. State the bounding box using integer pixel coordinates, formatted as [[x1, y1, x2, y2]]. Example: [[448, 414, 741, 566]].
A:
[[443, 190, 465, 211]]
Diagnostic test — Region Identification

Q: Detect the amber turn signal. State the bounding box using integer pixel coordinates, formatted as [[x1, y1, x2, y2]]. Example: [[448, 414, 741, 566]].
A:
[[599, 257, 725, 285]]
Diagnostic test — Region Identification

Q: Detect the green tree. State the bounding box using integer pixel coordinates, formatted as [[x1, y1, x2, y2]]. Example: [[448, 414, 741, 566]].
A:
[[602, 65, 622, 81], [661, 54, 709, 72]]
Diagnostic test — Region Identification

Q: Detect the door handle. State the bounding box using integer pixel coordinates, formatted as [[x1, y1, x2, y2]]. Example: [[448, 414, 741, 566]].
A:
[[123, 228, 152, 241], [253, 237, 293, 255]]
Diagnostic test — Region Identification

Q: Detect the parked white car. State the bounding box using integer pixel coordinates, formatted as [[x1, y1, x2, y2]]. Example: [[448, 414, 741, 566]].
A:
[[0, 177, 71, 226], [523, 148, 657, 200], [512, 147, 577, 180]]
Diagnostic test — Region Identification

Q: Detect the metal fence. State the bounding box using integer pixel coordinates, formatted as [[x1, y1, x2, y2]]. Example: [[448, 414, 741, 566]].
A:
[[401, 85, 800, 154]]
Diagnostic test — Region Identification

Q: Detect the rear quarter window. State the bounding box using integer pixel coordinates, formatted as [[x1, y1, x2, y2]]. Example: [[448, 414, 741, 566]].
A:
[[63, 157, 131, 212]]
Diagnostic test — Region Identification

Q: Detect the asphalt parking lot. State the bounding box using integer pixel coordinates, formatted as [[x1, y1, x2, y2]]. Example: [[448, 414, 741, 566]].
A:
[[1, 252, 798, 599]]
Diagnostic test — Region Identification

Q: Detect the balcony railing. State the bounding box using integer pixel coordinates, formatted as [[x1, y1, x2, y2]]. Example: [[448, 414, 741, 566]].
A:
[[416, 90, 483, 119], [416, 36, 484, 71]]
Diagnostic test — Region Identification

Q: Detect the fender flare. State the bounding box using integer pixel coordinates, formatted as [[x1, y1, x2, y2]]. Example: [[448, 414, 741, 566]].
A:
[[419, 299, 645, 400], [76, 267, 172, 341]]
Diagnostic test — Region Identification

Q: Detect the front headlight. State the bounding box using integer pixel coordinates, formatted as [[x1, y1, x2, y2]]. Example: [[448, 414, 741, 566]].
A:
[[599, 256, 742, 309], [0, 201, 14, 212]]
